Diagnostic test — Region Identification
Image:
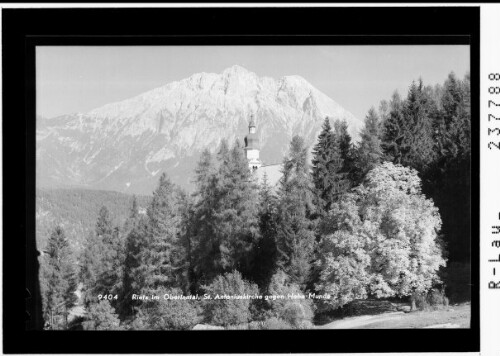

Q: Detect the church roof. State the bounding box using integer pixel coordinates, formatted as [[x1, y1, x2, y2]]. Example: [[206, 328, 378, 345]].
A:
[[256, 164, 282, 189]]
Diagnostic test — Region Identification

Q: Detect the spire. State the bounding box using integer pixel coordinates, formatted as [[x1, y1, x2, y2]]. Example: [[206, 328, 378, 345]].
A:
[[249, 114, 256, 129]]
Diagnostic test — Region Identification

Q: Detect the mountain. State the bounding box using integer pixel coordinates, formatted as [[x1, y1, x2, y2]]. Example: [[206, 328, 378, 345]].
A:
[[37, 65, 363, 194]]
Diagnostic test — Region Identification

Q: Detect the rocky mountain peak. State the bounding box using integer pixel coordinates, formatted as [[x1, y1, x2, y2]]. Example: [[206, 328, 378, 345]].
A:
[[222, 64, 252, 76], [37, 66, 363, 195]]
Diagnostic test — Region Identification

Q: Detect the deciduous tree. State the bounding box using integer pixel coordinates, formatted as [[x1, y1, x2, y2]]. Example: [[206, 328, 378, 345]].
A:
[[316, 163, 445, 310]]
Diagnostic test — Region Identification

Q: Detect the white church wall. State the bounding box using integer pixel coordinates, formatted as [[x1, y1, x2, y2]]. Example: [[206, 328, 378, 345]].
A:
[[246, 149, 260, 160]]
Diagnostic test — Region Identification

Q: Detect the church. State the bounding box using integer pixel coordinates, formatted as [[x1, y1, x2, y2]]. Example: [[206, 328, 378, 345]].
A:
[[243, 115, 282, 188], [244, 116, 262, 171]]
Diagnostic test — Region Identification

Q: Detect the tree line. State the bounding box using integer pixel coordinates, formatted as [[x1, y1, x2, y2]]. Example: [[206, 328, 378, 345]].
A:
[[39, 72, 470, 330]]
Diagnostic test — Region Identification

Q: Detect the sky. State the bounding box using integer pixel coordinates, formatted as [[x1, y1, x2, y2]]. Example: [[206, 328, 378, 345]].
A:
[[37, 45, 470, 121]]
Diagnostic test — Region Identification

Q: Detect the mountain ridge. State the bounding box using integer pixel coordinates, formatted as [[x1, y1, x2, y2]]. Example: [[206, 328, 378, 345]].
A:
[[37, 65, 363, 194]]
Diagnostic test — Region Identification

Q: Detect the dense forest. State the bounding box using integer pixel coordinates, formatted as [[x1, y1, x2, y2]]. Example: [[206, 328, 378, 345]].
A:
[[36, 188, 150, 252], [39, 72, 471, 330]]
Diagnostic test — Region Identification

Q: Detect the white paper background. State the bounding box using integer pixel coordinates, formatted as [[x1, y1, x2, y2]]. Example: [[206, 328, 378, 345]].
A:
[[481, 4, 500, 356], [1, 2, 499, 356]]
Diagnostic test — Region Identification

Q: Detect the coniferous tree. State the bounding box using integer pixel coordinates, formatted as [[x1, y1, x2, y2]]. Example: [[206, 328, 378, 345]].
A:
[[216, 138, 230, 173], [128, 174, 187, 325], [80, 206, 124, 309], [441, 72, 464, 123], [276, 135, 316, 288], [434, 72, 470, 161], [426, 72, 471, 279], [95, 205, 113, 237], [100, 226, 125, 304], [333, 118, 354, 177], [194, 149, 217, 198], [380, 80, 437, 175], [378, 99, 390, 124], [190, 149, 219, 287], [352, 107, 384, 183], [119, 197, 148, 319], [140, 173, 182, 295], [382, 91, 406, 163], [311, 118, 349, 215], [376, 72, 471, 302], [251, 173, 279, 289], [311, 117, 333, 214], [190, 140, 260, 286], [175, 189, 196, 292], [122, 195, 139, 235], [41, 226, 77, 329], [80, 235, 105, 305], [462, 72, 471, 115], [399, 80, 437, 173], [213, 139, 260, 277]]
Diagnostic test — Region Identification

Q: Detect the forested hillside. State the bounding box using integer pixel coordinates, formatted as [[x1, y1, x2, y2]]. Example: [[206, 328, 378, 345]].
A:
[[36, 188, 150, 253]]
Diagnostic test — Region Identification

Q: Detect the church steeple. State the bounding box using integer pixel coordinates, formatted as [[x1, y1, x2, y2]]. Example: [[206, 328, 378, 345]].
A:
[[244, 114, 262, 171], [249, 116, 256, 134]]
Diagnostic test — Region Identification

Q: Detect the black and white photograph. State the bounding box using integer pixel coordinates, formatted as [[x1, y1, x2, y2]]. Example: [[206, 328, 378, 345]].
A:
[[35, 44, 472, 332]]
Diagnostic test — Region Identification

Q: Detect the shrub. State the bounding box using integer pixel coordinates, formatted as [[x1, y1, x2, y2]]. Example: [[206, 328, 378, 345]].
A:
[[282, 302, 313, 328], [224, 323, 250, 330], [67, 316, 85, 330], [249, 298, 273, 322], [135, 288, 201, 330], [427, 288, 448, 307], [202, 270, 259, 327], [295, 320, 314, 329], [83, 300, 122, 330], [128, 313, 147, 330], [443, 296, 450, 307], [413, 292, 430, 311], [267, 270, 314, 326], [151, 289, 201, 330], [224, 321, 269, 330], [412, 288, 449, 311], [261, 317, 293, 329], [248, 321, 264, 330]]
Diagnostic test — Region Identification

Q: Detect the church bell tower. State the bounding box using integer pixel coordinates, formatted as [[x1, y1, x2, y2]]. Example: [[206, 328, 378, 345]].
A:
[[244, 115, 262, 171]]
